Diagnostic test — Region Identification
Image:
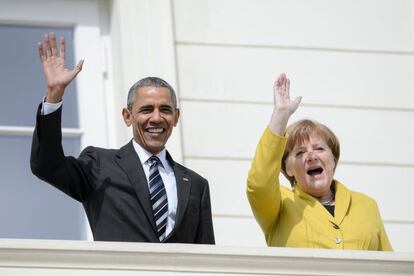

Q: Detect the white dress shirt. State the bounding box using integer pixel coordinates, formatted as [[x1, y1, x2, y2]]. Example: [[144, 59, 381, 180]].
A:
[[41, 100, 62, 115]]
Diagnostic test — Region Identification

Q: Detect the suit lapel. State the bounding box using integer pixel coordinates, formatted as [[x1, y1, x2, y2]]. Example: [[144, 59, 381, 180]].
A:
[[293, 184, 335, 224], [332, 181, 351, 226], [293, 181, 351, 226], [114, 141, 158, 236], [166, 152, 191, 237]]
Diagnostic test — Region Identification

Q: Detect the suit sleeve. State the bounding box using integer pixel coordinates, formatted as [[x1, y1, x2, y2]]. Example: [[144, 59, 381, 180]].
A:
[[30, 104, 97, 202], [246, 128, 287, 239], [195, 179, 215, 244]]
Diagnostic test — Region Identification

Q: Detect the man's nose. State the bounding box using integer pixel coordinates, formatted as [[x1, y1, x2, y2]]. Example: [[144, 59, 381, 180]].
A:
[[150, 109, 162, 122]]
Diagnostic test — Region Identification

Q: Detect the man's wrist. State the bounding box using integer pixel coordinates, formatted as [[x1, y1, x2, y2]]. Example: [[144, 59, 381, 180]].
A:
[[41, 97, 63, 115], [45, 95, 63, 103]]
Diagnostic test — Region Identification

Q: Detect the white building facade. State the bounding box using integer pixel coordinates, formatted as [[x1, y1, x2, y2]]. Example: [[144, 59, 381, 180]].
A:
[[0, 0, 413, 252]]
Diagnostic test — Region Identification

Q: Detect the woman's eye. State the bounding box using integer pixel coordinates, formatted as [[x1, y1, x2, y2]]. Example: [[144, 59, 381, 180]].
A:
[[295, 151, 304, 157]]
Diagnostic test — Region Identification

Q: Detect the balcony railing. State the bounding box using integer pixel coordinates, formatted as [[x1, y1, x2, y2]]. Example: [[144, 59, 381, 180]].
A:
[[0, 239, 413, 275]]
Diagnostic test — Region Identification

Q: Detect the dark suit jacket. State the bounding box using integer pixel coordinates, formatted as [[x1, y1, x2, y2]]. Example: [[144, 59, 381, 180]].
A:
[[30, 105, 215, 244]]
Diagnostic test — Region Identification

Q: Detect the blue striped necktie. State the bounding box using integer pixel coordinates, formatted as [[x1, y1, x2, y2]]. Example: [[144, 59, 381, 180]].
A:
[[148, 156, 168, 241]]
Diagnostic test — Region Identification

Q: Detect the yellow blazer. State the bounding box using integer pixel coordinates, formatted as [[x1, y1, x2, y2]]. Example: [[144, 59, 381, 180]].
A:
[[247, 128, 392, 251]]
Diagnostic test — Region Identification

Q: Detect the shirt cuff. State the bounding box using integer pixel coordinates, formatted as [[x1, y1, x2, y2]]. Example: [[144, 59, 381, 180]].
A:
[[41, 98, 63, 115]]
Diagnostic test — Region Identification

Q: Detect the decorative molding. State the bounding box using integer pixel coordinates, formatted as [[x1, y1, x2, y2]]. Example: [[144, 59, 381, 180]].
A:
[[179, 97, 414, 113], [176, 40, 414, 56], [0, 126, 82, 138], [0, 239, 413, 275]]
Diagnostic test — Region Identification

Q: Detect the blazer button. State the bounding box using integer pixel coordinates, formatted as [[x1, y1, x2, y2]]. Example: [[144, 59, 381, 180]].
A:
[[334, 237, 342, 244]]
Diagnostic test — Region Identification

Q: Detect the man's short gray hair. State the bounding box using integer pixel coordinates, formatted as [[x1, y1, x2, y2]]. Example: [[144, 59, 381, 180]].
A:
[[127, 77, 177, 111]]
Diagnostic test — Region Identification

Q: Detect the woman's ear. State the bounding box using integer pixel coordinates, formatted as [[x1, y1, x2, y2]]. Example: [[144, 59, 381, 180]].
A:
[[285, 157, 294, 177]]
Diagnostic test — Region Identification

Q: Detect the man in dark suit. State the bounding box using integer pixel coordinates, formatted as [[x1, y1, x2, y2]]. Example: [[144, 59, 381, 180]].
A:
[[30, 32, 215, 244]]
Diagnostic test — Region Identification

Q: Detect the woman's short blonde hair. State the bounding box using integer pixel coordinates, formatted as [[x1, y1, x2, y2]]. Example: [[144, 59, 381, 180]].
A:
[[281, 119, 340, 187]]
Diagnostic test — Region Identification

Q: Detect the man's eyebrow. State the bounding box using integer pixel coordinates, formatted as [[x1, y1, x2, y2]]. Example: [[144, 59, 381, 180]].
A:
[[160, 104, 174, 109], [138, 105, 153, 110]]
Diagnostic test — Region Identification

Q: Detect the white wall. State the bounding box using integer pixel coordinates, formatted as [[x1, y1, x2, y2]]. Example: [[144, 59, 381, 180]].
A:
[[172, 0, 414, 251], [3, 0, 413, 252]]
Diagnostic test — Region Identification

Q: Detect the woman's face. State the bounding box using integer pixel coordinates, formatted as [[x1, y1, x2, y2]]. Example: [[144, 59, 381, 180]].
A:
[[285, 134, 336, 198]]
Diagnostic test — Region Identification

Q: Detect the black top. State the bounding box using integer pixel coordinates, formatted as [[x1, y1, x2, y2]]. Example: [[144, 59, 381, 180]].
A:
[[324, 204, 335, 217]]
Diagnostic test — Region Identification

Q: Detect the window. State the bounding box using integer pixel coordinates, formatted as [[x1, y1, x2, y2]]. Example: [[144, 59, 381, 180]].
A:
[[0, 24, 87, 240], [0, 0, 106, 240]]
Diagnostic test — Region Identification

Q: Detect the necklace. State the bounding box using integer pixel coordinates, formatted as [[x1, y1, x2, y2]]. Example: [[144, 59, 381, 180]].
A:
[[320, 194, 335, 206]]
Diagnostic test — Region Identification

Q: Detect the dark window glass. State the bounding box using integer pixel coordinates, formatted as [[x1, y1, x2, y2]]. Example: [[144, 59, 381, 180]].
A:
[[0, 24, 79, 128], [0, 24, 85, 240], [0, 135, 86, 240]]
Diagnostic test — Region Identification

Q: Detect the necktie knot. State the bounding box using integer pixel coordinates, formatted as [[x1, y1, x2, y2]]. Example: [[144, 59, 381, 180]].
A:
[[148, 156, 161, 168]]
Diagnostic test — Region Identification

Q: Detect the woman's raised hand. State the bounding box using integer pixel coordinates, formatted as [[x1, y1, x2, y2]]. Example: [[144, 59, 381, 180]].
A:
[[273, 73, 301, 116], [268, 73, 302, 135]]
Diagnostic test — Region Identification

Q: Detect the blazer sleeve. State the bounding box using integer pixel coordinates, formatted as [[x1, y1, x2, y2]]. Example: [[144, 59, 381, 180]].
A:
[[30, 104, 97, 202], [246, 128, 288, 237], [374, 201, 393, 251], [195, 179, 215, 244]]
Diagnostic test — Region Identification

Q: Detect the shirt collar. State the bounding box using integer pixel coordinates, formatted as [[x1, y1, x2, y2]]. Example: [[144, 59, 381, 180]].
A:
[[132, 139, 168, 168]]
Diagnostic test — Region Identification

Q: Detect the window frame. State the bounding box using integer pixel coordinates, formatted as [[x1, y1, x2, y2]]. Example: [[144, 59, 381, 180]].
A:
[[0, 0, 108, 240]]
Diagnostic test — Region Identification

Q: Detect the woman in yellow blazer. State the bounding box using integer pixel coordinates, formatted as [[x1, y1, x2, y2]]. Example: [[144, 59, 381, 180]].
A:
[[247, 73, 392, 250]]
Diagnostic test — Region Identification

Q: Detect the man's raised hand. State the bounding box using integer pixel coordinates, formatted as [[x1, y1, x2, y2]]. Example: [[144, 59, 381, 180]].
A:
[[37, 32, 83, 103]]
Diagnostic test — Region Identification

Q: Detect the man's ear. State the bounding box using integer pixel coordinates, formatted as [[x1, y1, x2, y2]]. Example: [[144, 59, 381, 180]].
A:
[[173, 108, 180, 126], [122, 107, 132, 127]]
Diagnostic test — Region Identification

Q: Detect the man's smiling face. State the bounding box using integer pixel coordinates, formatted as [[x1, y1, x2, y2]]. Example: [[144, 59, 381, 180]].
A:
[[123, 86, 180, 154]]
